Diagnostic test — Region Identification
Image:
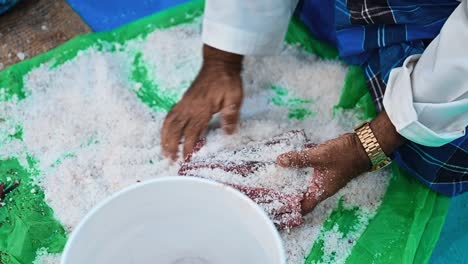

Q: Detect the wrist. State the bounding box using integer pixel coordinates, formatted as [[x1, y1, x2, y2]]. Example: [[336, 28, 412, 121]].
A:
[[369, 111, 405, 156], [202, 44, 243, 74], [351, 133, 373, 172], [353, 111, 404, 172]]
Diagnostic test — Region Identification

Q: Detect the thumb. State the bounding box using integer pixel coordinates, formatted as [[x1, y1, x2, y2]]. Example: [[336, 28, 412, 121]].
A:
[[221, 93, 242, 134], [276, 148, 319, 168]]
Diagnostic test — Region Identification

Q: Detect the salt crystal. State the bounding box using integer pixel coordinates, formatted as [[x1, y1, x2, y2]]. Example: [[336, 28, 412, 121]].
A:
[[0, 22, 391, 264], [33, 248, 60, 264], [134, 82, 142, 90], [17, 52, 27, 61]]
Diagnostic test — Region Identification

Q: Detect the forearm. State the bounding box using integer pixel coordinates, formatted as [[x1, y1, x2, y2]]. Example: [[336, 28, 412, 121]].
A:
[[203, 44, 243, 73]]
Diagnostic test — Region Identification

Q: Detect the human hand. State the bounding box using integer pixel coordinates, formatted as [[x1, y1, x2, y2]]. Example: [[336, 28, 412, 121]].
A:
[[162, 45, 244, 160], [277, 133, 370, 213], [277, 112, 404, 214]]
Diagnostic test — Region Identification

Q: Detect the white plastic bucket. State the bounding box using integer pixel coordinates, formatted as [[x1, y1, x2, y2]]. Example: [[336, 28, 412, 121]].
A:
[[61, 176, 286, 264]]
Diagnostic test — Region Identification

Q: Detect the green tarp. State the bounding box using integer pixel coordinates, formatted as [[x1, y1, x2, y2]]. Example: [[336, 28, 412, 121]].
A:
[[0, 1, 450, 263]]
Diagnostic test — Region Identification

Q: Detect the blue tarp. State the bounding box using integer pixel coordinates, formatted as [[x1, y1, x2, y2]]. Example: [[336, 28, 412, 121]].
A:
[[66, 0, 191, 32], [430, 192, 468, 264]]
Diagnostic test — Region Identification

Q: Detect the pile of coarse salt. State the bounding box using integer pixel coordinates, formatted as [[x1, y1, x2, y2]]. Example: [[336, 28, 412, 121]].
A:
[[179, 130, 312, 229], [0, 21, 391, 264], [33, 249, 60, 264], [180, 130, 311, 195]]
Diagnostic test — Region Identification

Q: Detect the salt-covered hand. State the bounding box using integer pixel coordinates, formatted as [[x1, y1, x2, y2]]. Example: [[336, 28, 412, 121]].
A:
[[277, 133, 370, 213], [276, 112, 405, 214], [162, 45, 244, 160]]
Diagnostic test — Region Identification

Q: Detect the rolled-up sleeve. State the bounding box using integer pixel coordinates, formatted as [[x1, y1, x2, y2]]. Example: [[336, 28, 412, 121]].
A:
[[383, 0, 468, 147], [202, 0, 299, 56]]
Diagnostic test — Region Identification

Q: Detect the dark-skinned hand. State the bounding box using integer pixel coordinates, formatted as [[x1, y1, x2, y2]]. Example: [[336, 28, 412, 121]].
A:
[[162, 45, 244, 160], [277, 112, 405, 214], [162, 47, 405, 217]]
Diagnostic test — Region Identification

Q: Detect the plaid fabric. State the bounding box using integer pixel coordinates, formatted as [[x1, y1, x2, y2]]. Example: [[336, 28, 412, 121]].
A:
[[0, 0, 20, 14], [333, 0, 467, 196], [335, 0, 460, 111], [394, 135, 468, 196]]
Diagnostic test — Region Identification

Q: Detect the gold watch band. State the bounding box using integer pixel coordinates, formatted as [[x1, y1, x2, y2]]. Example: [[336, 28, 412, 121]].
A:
[[354, 122, 392, 171]]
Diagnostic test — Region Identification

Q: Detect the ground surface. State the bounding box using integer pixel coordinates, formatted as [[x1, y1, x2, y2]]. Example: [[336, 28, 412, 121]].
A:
[[0, 1, 462, 263], [0, 0, 91, 69]]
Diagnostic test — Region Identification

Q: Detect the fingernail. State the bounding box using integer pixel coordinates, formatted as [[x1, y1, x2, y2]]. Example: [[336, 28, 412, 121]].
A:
[[278, 156, 290, 167], [163, 150, 177, 162]]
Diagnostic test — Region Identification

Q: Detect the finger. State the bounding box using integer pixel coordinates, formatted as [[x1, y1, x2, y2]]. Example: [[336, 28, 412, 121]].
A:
[[161, 112, 188, 161], [221, 91, 242, 134], [301, 169, 325, 214], [273, 211, 304, 230], [182, 116, 209, 159], [276, 148, 319, 168], [301, 197, 320, 215]]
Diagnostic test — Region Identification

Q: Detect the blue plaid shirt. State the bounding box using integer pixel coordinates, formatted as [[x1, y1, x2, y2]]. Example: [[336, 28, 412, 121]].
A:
[[333, 0, 467, 197], [297, 0, 467, 197], [335, 0, 460, 110]]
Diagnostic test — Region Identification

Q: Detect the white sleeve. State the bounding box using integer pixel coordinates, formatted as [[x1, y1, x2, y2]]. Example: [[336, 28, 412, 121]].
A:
[[202, 0, 299, 56], [383, 0, 468, 147]]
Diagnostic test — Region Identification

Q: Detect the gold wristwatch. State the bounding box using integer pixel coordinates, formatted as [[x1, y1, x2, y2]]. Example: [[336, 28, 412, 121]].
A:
[[354, 122, 392, 171]]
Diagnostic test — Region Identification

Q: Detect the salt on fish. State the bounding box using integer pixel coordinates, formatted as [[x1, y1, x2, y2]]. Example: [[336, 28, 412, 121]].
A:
[[179, 130, 316, 229]]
